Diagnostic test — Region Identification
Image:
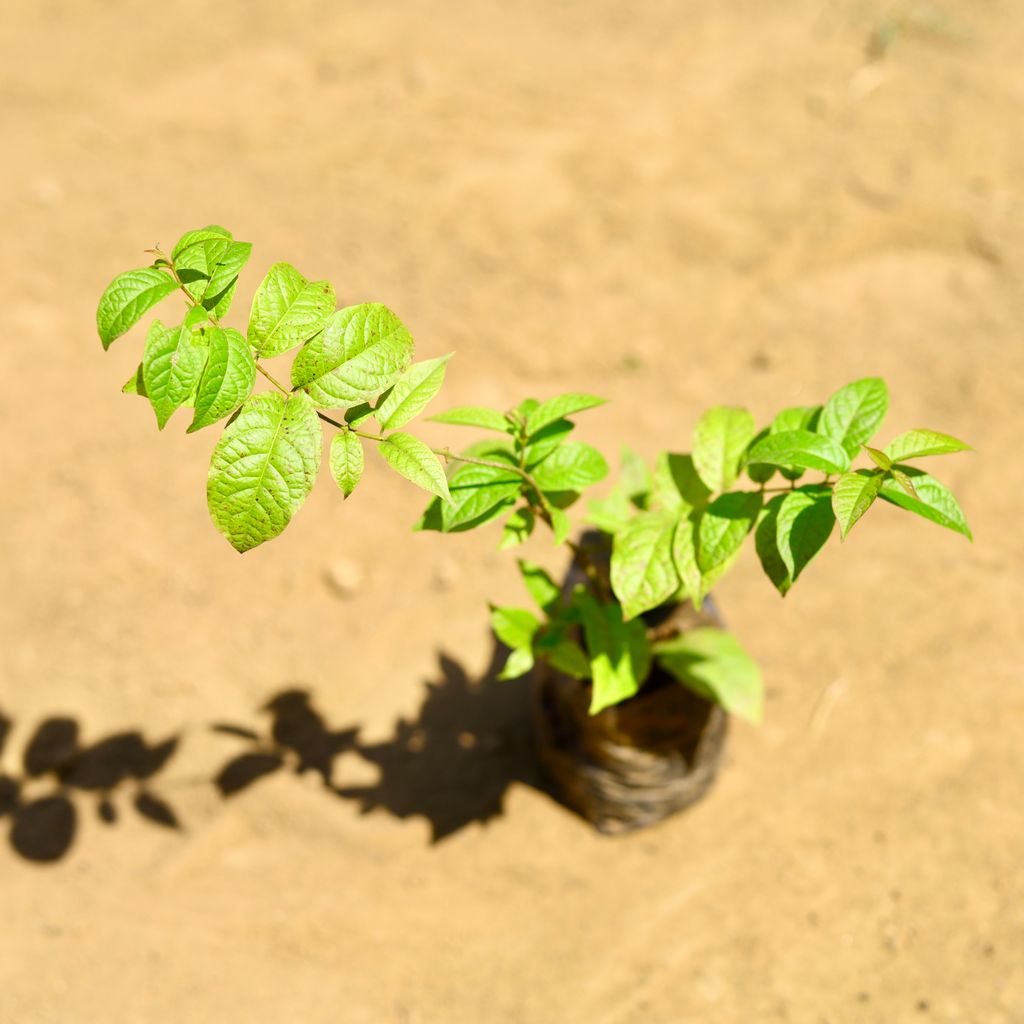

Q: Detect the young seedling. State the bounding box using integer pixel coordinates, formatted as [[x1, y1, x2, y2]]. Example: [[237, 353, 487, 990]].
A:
[[97, 227, 973, 728]]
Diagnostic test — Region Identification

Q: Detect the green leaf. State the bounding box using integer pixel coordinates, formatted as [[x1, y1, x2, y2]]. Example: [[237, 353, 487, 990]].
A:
[[890, 468, 918, 499], [697, 491, 763, 576], [459, 438, 517, 463], [770, 405, 821, 481], [499, 507, 535, 549], [774, 487, 834, 583], [97, 268, 178, 348], [491, 606, 541, 650], [292, 303, 414, 406], [171, 225, 231, 261], [175, 236, 251, 314], [430, 406, 510, 432], [681, 505, 757, 604], [884, 429, 972, 462], [620, 445, 652, 506], [772, 405, 821, 433], [744, 428, 776, 485], [745, 429, 851, 475], [878, 467, 972, 540], [515, 398, 540, 420], [654, 628, 763, 724], [329, 430, 364, 498], [525, 393, 605, 435], [536, 633, 590, 679], [523, 419, 574, 467], [755, 488, 835, 596], [377, 433, 451, 502], [207, 391, 323, 552], [549, 506, 572, 545], [864, 446, 892, 471], [374, 354, 452, 430], [247, 262, 335, 358], [819, 377, 889, 456], [531, 442, 608, 492], [122, 363, 147, 397], [671, 513, 703, 605], [832, 470, 884, 540], [610, 510, 680, 620], [586, 485, 633, 534], [142, 321, 209, 430], [441, 462, 521, 531], [754, 498, 789, 596], [518, 560, 562, 613], [188, 327, 257, 433], [576, 592, 652, 715], [498, 646, 535, 681], [652, 453, 712, 513], [692, 406, 756, 493]]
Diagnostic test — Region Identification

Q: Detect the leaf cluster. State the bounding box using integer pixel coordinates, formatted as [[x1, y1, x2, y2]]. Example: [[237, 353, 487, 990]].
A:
[[98, 230, 972, 724]]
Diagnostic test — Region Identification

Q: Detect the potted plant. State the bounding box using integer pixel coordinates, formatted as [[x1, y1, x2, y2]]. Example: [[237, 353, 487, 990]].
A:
[[96, 226, 973, 833]]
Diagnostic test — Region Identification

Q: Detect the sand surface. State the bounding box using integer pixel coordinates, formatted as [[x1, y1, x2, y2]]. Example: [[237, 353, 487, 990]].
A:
[[2, 1, 1023, 1021]]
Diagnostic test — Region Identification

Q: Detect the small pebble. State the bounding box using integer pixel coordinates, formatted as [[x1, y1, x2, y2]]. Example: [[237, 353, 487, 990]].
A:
[[323, 557, 365, 598], [432, 558, 461, 592]]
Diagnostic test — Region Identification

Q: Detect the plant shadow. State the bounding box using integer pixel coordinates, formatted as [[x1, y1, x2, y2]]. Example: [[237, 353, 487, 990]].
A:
[[0, 708, 181, 864], [213, 645, 552, 843], [1, 644, 554, 862]]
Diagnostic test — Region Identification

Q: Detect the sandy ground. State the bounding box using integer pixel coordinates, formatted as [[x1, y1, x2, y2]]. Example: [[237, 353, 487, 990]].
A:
[[2, 1, 1023, 1020]]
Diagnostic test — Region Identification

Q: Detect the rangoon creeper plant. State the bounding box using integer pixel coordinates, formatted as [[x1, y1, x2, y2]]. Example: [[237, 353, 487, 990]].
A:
[[97, 227, 973, 725]]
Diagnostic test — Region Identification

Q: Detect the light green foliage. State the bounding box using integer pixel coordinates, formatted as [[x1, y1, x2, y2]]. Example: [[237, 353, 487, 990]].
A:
[[884, 429, 972, 462], [756, 487, 834, 595], [692, 406, 755, 493], [431, 406, 510, 432], [577, 591, 652, 714], [879, 467, 972, 539], [207, 392, 322, 552], [329, 430, 364, 498], [421, 462, 521, 533], [610, 510, 679, 620], [523, 419, 574, 467], [98, 230, 974, 725], [525, 393, 605, 435], [173, 225, 251, 317], [531, 442, 608, 492], [890, 468, 918, 498], [549, 506, 572, 545], [142, 321, 208, 430], [491, 606, 540, 651], [374, 354, 452, 429], [122, 364, 147, 396], [97, 268, 179, 348], [671, 515, 702, 605], [654, 628, 762, 723], [292, 303, 414, 406], [819, 377, 888, 456], [518, 560, 562, 614], [864, 446, 892, 471], [694, 491, 762, 597], [745, 429, 851, 475], [377, 433, 450, 502], [772, 405, 821, 433], [832, 470, 885, 539], [248, 262, 335, 358], [499, 508, 535, 549], [189, 327, 257, 433], [620, 445, 652, 506]]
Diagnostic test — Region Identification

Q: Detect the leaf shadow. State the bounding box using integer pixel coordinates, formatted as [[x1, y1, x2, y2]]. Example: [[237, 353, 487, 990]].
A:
[[0, 708, 182, 864]]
